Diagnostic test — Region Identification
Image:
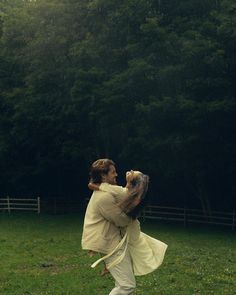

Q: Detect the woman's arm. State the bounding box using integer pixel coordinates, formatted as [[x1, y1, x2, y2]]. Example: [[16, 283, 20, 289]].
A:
[[88, 182, 141, 219], [88, 182, 100, 191], [99, 184, 143, 218], [99, 183, 128, 201]]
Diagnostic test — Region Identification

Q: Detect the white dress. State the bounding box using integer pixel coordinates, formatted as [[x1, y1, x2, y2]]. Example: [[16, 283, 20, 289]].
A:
[[91, 183, 168, 276]]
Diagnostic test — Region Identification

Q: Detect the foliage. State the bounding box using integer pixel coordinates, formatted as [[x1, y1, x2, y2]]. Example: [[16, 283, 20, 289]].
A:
[[0, 0, 235, 210]]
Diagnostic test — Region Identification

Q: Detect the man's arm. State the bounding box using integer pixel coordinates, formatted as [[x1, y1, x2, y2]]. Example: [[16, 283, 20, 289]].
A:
[[98, 192, 131, 227], [100, 183, 127, 195]]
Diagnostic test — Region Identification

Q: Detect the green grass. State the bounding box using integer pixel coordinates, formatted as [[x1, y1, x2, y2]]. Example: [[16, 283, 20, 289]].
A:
[[0, 212, 235, 295]]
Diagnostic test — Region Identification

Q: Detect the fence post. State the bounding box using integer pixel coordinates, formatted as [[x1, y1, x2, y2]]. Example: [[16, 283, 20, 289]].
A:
[[232, 209, 235, 231], [7, 196, 10, 214], [37, 197, 40, 214], [184, 207, 187, 227]]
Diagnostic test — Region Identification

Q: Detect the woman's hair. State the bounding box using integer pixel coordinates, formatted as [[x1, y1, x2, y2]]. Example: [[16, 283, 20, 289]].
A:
[[89, 158, 115, 184], [119, 173, 149, 219]]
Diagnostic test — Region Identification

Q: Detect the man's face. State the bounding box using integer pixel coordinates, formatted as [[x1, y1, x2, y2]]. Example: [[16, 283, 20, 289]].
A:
[[103, 165, 117, 184]]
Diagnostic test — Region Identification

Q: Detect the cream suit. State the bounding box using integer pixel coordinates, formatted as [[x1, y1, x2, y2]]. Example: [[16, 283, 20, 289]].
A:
[[91, 183, 168, 276], [81, 189, 131, 254], [81, 186, 136, 295]]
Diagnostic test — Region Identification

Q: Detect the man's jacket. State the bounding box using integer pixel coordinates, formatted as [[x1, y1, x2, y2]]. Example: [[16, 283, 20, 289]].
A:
[[81, 188, 131, 254]]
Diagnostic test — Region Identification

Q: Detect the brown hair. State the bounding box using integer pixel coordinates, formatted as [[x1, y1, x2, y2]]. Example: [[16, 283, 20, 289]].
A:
[[89, 158, 115, 184]]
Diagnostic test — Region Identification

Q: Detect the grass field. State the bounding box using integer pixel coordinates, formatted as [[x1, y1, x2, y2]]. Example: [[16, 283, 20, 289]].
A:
[[0, 212, 235, 295]]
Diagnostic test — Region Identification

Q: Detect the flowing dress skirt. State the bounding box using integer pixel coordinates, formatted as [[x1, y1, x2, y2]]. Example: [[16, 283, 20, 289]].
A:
[[129, 232, 168, 276]]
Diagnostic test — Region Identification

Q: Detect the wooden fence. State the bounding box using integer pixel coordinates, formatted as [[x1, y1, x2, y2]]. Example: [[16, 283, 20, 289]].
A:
[[141, 205, 235, 230], [41, 198, 83, 214], [0, 197, 40, 214], [84, 197, 235, 230]]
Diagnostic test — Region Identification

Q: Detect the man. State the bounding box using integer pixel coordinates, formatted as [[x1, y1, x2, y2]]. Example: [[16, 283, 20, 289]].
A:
[[81, 158, 136, 295]]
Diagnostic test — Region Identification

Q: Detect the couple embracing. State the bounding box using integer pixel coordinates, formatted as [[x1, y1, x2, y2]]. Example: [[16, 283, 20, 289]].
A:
[[82, 159, 167, 295]]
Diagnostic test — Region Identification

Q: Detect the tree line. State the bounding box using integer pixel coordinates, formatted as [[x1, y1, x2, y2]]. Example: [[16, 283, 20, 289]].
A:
[[0, 0, 235, 213]]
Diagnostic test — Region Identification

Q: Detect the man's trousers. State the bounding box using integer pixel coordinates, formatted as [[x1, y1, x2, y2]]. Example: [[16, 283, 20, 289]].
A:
[[105, 248, 136, 295]]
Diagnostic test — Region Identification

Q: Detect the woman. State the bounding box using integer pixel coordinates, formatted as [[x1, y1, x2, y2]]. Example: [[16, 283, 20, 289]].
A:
[[89, 170, 168, 276]]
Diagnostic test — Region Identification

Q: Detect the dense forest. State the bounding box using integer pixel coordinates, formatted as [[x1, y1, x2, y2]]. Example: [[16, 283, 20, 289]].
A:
[[0, 0, 235, 212]]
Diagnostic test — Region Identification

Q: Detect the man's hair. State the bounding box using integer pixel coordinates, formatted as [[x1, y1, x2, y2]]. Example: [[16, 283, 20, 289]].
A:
[[89, 158, 115, 184]]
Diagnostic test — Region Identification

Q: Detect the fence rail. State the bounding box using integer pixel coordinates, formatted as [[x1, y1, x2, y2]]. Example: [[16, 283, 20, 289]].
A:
[[0, 197, 40, 214], [141, 205, 235, 230]]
